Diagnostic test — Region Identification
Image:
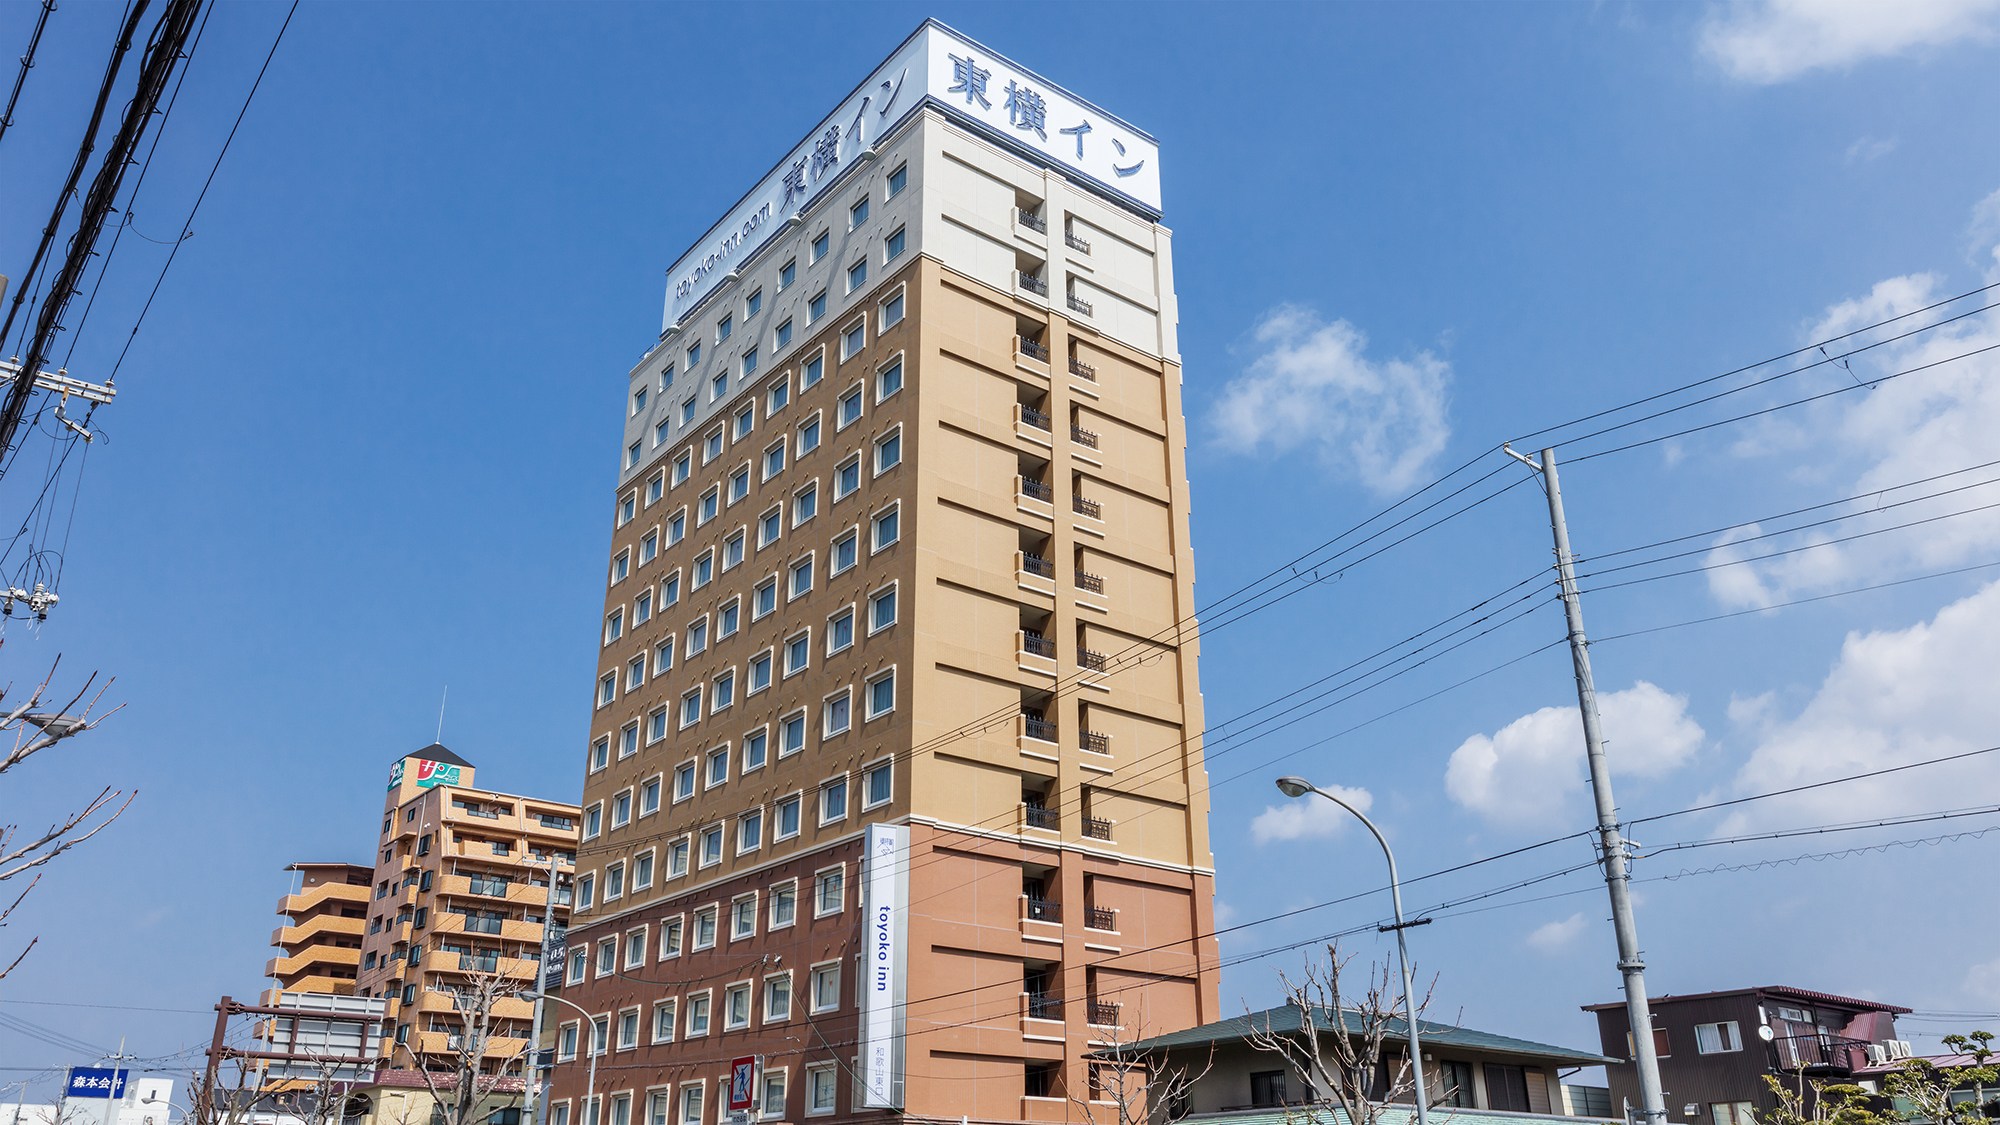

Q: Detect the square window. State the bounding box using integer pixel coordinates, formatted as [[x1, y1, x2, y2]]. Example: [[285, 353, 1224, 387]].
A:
[[864, 759, 892, 807], [880, 290, 904, 329], [838, 385, 863, 429], [869, 584, 898, 632], [841, 319, 865, 360], [885, 227, 905, 263], [846, 259, 867, 293], [849, 197, 869, 229], [828, 608, 854, 653], [779, 259, 797, 290], [781, 711, 808, 756], [888, 164, 907, 196], [776, 793, 802, 838], [872, 504, 900, 551], [877, 358, 903, 400], [802, 353, 824, 388], [831, 531, 857, 575], [875, 429, 901, 473], [789, 556, 815, 599], [820, 774, 848, 823]]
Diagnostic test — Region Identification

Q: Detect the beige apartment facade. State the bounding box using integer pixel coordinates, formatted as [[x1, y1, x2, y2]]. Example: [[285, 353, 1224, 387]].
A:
[[267, 861, 374, 1000], [334, 745, 580, 1079], [549, 22, 1215, 1125]]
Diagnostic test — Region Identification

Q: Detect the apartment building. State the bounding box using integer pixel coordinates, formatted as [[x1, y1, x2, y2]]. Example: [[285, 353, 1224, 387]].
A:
[[267, 862, 374, 1000], [342, 744, 580, 1077], [547, 20, 1217, 1125]]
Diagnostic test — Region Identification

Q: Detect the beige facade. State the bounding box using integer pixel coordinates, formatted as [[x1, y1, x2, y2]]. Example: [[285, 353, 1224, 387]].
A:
[[338, 745, 580, 1078], [551, 34, 1213, 1125], [267, 861, 373, 999]]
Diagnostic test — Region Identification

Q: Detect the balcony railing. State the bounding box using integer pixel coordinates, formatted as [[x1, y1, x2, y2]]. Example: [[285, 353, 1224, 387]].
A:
[[1072, 496, 1102, 519], [1067, 294, 1094, 317], [1773, 1033, 1872, 1072], [459, 953, 500, 972], [1066, 231, 1092, 254], [1071, 425, 1100, 449], [1018, 271, 1049, 296], [1088, 1001, 1120, 1026], [456, 913, 503, 935], [1018, 336, 1050, 362], [1078, 648, 1108, 672], [466, 877, 511, 897], [1022, 553, 1055, 579], [1017, 209, 1047, 233], [1083, 816, 1114, 841], [1026, 993, 1062, 1020], [455, 807, 500, 820], [1074, 569, 1105, 594], [1023, 803, 1058, 830], [1086, 906, 1117, 931], [1068, 357, 1096, 382], [1021, 631, 1055, 658], [1026, 897, 1061, 922], [536, 816, 575, 831], [1020, 477, 1053, 502], [1023, 715, 1057, 742], [1080, 730, 1111, 754], [1020, 405, 1052, 431]]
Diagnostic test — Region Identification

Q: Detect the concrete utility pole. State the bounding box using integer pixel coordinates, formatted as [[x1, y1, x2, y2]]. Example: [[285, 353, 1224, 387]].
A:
[[520, 856, 563, 1125], [1505, 444, 1667, 1125]]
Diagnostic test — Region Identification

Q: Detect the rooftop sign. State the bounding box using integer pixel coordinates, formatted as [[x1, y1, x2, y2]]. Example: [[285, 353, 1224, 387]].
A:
[[661, 20, 1159, 332]]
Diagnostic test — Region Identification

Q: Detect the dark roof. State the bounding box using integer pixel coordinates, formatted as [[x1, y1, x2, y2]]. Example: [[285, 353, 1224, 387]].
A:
[[400, 742, 473, 768], [1176, 1108, 1612, 1125], [1109, 1003, 1613, 1065], [1583, 986, 1910, 1016]]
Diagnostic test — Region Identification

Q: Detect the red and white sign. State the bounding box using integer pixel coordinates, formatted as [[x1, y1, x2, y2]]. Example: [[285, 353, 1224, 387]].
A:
[[727, 1056, 757, 1112]]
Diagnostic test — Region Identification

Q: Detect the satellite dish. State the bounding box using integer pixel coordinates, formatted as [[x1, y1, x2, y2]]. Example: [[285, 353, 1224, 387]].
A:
[[1758, 1025, 1775, 1042]]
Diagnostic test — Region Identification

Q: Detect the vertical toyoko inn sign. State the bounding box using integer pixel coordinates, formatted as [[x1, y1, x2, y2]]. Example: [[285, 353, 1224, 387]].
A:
[[661, 19, 1160, 332]]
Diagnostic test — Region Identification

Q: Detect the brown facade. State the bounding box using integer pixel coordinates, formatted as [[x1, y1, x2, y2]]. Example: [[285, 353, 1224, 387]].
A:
[[267, 862, 374, 999], [554, 103, 1216, 1125]]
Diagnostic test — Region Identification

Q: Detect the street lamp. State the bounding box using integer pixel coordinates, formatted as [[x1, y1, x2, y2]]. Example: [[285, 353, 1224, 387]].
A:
[[515, 991, 595, 1125], [1274, 777, 1430, 1125]]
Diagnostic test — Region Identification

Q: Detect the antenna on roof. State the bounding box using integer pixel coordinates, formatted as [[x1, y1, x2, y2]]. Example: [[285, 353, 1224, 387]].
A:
[[436, 686, 448, 744]]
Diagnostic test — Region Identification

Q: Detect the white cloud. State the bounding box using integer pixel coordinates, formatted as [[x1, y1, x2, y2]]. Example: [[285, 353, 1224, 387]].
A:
[[1445, 682, 1705, 826], [1722, 579, 2000, 831], [1844, 136, 1899, 164], [1971, 188, 2000, 282], [1209, 305, 1451, 496], [1525, 912, 1589, 953], [1249, 783, 1375, 844], [1966, 956, 2000, 1005], [1699, 0, 2000, 84]]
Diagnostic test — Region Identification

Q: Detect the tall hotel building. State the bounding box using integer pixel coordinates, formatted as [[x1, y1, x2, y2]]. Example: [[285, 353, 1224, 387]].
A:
[[551, 22, 1217, 1123]]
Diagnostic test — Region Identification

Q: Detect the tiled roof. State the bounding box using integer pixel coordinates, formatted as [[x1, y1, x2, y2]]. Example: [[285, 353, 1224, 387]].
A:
[[1107, 1003, 1613, 1065], [1582, 986, 1910, 1016]]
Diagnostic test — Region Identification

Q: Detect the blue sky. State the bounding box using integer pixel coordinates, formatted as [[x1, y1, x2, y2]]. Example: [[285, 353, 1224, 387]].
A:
[[4, 0, 2000, 1093]]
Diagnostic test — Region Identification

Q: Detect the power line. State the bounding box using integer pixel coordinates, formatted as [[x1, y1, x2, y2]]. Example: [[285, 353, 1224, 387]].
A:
[[1592, 559, 2000, 644], [0, 0, 57, 148]]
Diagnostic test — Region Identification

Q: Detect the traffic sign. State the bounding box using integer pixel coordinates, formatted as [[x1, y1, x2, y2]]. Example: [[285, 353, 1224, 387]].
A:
[[727, 1056, 757, 1112], [65, 1069, 128, 1100]]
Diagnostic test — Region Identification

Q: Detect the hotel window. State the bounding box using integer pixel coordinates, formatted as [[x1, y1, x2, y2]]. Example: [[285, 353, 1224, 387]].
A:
[[871, 502, 900, 551], [780, 710, 808, 755], [698, 486, 719, 525], [693, 549, 713, 589], [703, 426, 724, 462], [775, 793, 802, 839], [868, 584, 896, 632], [774, 318, 793, 349], [744, 288, 762, 317], [741, 347, 759, 377], [660, 362, 676, 391], [700, 824, 723, 867], [679, 688, 701, 728], [711, 371, 728, 403], [863, 758, 893, 808], [623, 929, 646, 970], [693, 905, 717, 948], [846, 259, 867, 294], [625, 656, 644, 691], [602, 861, 623, 900], [778, 258, 796, 291], [647, 471, 664, 503], [687, 616, 708, 655], [626, 441, 642, 470], [723, 530, 745, 571], [758, 506, 782, 548], [809, 959, 841, 1009], [837, 384, 863, 429], [885, 226, 905, 264], [589, 736, 610, 772], [680, 396, 697, 425], [662, 568, 682, 605], [667, 836, 689, 877], [672, 450, 691, 484], [604, 608, 624, 644], [834, 454, 860, 500], [685, 991, 711, 1037], [875, 427, 901, 474], [749, 650, 773, 694], [733, 403, 754, 440], [558, 1021, 580, 1059], [810, 230, 829, 262], [651, 998, 677, 1043], [876, 357, 903, 400], [658, 915, 683, 959], [706, 745, 729, 789], [802, 352, 824, 389], [640, 775, 661, 814], [764, 972, 792, 1023], [713, 670, 735, 712], [840, 318, 865, 360], [753, 576, 778, 619], [743, 726, 770, 771], [732, 893, 758, 938], [737, 809, 763, 855], [653, 418, 669, 448], [674, 761, 696, 801], [887, 163, 907, 197], [828, 607, 855, 654], [819, 773, 848, 823], [793, 482, 818, 525], [762, 440, 786, 481], [717, 315, 732, 343], [767, 376, 790, 414], [632, 849, 654, 889], [866, 670, 895, 719], [769, 881, 797, 928], [653, 636, 675, 677], [639, 530, 658, 564], [687, 341, 701, 366], [849, 197, 869, 230], [678, 1085, 704, 1125], [719, 597, 741, 638], [612, 788, 633, 826], [808, 289, 827, 324], [597, 673, 615, 707], [567, 950, 587, 987], [831, 530, 857, 575], [584, 803, 603, 839], [879, 288, 904, 329], [789, 555, 815, 599], [797, 413, 821, 455], [577, 872, 594, 909], [612, 550, 630, 583], [667, 509, 686, 544], [725, 982, 753, 1030], [806, 1066, 836, 1116], [595, 939, 615, 977], [620, 492, 636, 525]]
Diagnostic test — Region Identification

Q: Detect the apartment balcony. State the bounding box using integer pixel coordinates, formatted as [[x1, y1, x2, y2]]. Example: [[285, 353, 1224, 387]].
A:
[[1085, 906, 1118, 933], [1014, 403, 1053, 449], [266, 944, 360, 980], [1082, 816, 1115, 842], [1018, 631, 1057, 677], [437, 874, 542, 905], [1016, 476, 1054, 519], [1066, 293, 1094, 317], [1087, 1000, 1120, 1028], [1080, 730, 1111, 756], [1016, 208, 1047, 234], [1065, 230, 1091, 254], [1068, 356, 1096, 382], [1016, 551, 1057, 596], [278, 882, 369, 917], [1020, 801, 1059, 836], [1773, 1033, 1873, 1073], [1072, 495, 1102, 520], [1074, 568, 1106, 595], [1078, 648, 1108, 674], [1018, 271, 1049, 297], [1023, 992, 1063, 1023], [1070, 425, 1100, 451], [1016, 335, 1051, 370], [272, 913, 365, 948]]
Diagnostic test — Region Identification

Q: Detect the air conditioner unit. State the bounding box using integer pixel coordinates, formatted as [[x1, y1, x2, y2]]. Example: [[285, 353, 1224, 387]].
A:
[[1866, 1045, 1890, 1066], [1887, 1041, 1914, 1060]]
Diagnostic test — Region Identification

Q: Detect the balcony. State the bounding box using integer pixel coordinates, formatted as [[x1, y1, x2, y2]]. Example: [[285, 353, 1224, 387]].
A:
[[1072, 496, 1102, 520], [1088, 1001, 1120, 1027], [1025, 897, 1061, 923], [454, 806, 502, 821], [1066, 294, 1093, 317], [1018, 271, 1049, 297], [277, 882, 369, 917], [1018, 335, 1050, 363], [1074, 569, 1105, 594], [1021, 631, 1055, 658], [1086, 906, 1117, 931], [1023, 802, 1058, 832], [1773, 1033, 1872, 1073], [536, 815, 576, 831], [1068, 357, 1096, 382], [1020, 406, 1052, 431], [1080, 730, 1111, 755], [1020, 477, 1053, 503], [1022, 553, 1055, 579], [1065, 231, 1091, 254], [1023, 714, 1056, 743], [1017, 208, 1047, 234], [1025, 993, 1062, 1021], [1078, 648, 1108, 673], [272, 913, 365, 948], [1083, 816, 1114, 842], [1070, 425, 1100, 450]]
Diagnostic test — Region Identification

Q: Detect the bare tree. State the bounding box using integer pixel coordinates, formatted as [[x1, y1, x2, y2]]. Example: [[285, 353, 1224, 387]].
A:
[[184, 1060, 261, 1125], [1074, 1020, 1215, 1125], [0, 656, 126, 978], [397, 971, 530, 1125], [1244, 943, 1439, 1125]]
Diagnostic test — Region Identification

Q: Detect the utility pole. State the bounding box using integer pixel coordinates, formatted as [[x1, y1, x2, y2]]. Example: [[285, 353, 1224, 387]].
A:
[[1505, 444, 1667, 1125], [520, 856, 563, 1125]]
